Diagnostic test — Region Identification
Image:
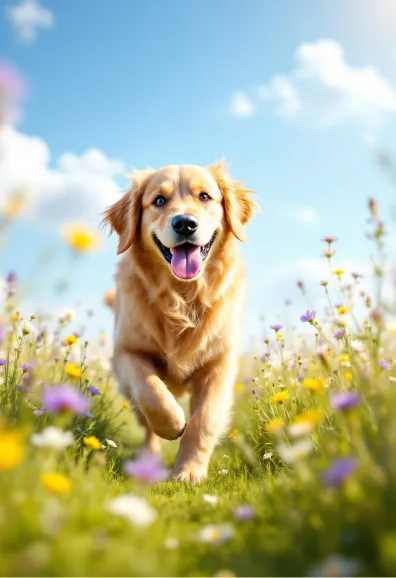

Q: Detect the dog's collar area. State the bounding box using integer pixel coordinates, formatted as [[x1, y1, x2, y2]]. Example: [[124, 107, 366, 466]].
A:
[[153, 233, 216, 264]]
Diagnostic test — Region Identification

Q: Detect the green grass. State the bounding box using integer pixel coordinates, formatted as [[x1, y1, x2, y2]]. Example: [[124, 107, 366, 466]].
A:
[[2, 200, 396, 576]]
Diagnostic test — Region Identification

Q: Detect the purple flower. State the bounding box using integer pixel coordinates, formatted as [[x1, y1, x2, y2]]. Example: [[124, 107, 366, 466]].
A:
[[380, 359, 391, 371], [86, 412, 95, 419], [233, 505, 255, 520], [260, 352, 270, 362], [6, 271, 17, 284], [43, 384, 90, 415], [330, 391, 359, 411], [0, 358, 7, 366], [334, 329, 345, 339], [351, 272, 363, 279], [87, 385, 101, 396], [124, 450, 170, 484], [300, 310, 316, 323], [21, 362, 34, 373], [33, 409, 44, 417], [323, 457, 358, 487], [270, 324, 283, 332], [16, 384, 23, 391]]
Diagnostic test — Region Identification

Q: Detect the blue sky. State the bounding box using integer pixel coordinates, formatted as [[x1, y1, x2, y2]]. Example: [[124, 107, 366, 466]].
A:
[[1, 0, 396, 349]]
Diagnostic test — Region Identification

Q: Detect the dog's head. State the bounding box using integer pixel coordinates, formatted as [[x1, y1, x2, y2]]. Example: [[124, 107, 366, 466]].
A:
[[102, 161, 258, 281]]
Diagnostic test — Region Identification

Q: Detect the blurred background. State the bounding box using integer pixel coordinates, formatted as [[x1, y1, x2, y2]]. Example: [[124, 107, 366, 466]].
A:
[[1, 0, 396, 351]]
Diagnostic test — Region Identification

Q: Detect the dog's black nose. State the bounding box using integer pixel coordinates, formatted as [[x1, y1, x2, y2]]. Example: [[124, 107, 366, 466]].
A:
[[171, 214, 199, 237]]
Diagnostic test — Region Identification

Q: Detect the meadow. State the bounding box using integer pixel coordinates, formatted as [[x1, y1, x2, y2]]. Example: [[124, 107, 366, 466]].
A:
[[1, 190, 396, 578]]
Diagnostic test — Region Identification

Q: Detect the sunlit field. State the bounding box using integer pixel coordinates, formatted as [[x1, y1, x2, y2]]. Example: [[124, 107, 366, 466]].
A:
[[3, 9, 396, 576]]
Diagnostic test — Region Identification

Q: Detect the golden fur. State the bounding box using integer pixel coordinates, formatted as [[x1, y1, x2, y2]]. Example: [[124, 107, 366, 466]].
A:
[[102, 161, 257, 482]]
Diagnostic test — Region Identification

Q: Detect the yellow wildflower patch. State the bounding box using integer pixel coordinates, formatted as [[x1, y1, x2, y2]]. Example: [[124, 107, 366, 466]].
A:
[[332, 269, 344, 277], [339, 354, 350, 367], [65, 335, 77, 346], [65, 363, 82, 379], [41, 472, 72, 494], [346, 372, 353, 383], [294, 408, 324, 425], [0, 430, 25, 471], [265, 418, 285, 433], [83, 436, 101, 450], [234, 383, 244, 392], [270, 391, 291, 404], [64, 224, 100, 253], [276, 333, 284, 341], [337, 306, 348, 314], [302, 377, 326, 391], [122, 401, 130, 409]]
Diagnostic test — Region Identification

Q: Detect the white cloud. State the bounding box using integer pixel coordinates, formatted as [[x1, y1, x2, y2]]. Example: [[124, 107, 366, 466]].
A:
[[0, 124, 126, 226], [229, 91, 255, 118], [232, 39, 396, 130], [6, 0, 55, 42], [280, 206, 318, 225]]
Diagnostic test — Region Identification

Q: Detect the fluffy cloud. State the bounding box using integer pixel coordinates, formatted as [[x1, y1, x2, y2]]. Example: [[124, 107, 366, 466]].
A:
[[279, 206, 318, 225], [0, 124, 126, 226], [229, 91, 256, 118], [231, 39, 396, 129], [6, 0, 55, 42]]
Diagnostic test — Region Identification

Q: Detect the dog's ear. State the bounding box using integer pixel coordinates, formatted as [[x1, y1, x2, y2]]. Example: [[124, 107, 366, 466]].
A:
[[207, 159, 259, 242], [101, 169, 152, 255]]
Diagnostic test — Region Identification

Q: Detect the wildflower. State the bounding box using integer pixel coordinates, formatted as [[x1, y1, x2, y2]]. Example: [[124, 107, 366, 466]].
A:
[[65, 335, 77, 346], [351, 272, 363, 280], [338, 354, 351, 367], [218, 469, 228, 475], [64, 224, 100, 253], [263, 452, 273, 460], [203, 494, 219, 505], [106, 494, 157, 526], [270, 391, 290, 404], [233, 505, 255, 520], [87, 385, 101, 396], [0, 358, 7, 366], [380, 359, 391, 371], [278, 439, 313, 464], [302, 377, 325, 391], [337, 306, 348, 314], [334, 329, 345, 339], [270, 324, 283, 332], [124, 450, 169, 483], [43, 384, 90, 415], [65, 363, 82, 379], [198, 524, 234, 545], [234, 383, 244, 392], [330, 391, 359, 411], [288, 422, 313, 438], [300, 310, 316, 323], [86, 412, 95, 419], [20, 362, 34, 373], [333, 269, 344, 277], [33, 409, 44, 417], [345, 371, 353, 383], [31, 427, 73, 451], [265, 418, 285, 433], [122, 401, 130, 409], [105, 439, 117, 448], [83, 436, 101, 451], [322, 236, 338, 244], [321, 280, 328, 286], [41, 472, 72, 494], [276, 332, 284, 341], [350, 340, 364, 353], [228, 429, 239, 439], [323, 457, 358, 487], [0, 429, 25, 471]]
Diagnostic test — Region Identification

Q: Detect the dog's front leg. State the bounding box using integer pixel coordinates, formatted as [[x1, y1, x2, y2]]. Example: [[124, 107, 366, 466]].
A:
[[113, 349, 186, 441], [173, 354, 237, 482]]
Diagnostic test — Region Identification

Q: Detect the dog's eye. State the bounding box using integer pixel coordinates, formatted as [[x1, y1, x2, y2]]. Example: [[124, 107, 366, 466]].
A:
[[153, 195, 167, 207], [199, 191, 211, 202]]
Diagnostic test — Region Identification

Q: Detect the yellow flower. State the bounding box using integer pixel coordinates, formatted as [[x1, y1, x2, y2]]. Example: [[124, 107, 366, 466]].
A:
[[265, 418, 285, 433], [228, 429, 239, 439], [346, 371, 353, 383], [294, 408, 324, 425], [64, 224, 100, 254], [270, 391, 291, 404], [65, 335, 77, 346], [0, 430, 25, 471], [83, 436, 101, 450], [3, 190, 27, 219], [276, 333, 284, 341], [65, 363, 82, 379], [337, 306, 348, 314], [302, 377, 326, 391], [122, 401, 130, 409], [234, 383, 244, 392], [333, 269, 345, 277], [339, 354, 350, 367], [41, 472, 71, 494]]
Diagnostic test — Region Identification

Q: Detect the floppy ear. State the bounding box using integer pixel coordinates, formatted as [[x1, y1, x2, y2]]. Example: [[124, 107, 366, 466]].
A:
[[208, 160, 259, 242], [101, 169, 152, 255]]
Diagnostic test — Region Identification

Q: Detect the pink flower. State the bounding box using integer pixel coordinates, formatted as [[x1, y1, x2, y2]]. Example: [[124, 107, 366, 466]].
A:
[[124, 451, 169, 484]]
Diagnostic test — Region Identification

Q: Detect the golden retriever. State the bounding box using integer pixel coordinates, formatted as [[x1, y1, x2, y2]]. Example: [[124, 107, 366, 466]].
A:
[[102, 161, 257, 482]]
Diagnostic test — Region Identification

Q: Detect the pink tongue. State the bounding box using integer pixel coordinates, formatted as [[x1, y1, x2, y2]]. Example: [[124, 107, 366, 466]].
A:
[[170, 245, 202, 279]]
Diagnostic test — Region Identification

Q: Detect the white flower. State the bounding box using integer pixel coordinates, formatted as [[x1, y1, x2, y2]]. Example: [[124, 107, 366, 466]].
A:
[[31, 427, 74, 451], [199, 524, 234, 544], [164, 538, 179, 549], [105, 495, 157, 526], [287, 422, 313, 438], [105, 439, 117, 448], [277, 439, 313, 464], [203, 494, 218, 505], [218, 469, 228, 475], [350, 339, 365, 353], [263, 452, 273, 460]]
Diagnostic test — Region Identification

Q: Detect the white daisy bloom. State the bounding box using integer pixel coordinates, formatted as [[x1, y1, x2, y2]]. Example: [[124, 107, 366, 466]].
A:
[[203, 494, 219, 505], [105, 495, 157, 526], [198, 524, 234, 544], [31, 426, 74, 451]]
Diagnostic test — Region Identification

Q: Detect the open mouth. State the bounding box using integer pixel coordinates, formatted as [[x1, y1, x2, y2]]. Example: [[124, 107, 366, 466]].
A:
[[154, 233, 216, 280]]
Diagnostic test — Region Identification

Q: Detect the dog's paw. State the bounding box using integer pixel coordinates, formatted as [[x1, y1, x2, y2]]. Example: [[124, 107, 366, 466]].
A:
[[145, 403, 187, 441], [173, 464, 208, 484]]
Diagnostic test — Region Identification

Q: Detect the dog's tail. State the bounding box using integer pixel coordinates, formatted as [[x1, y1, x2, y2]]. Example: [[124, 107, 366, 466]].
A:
[[103, 288, 117, 311]]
